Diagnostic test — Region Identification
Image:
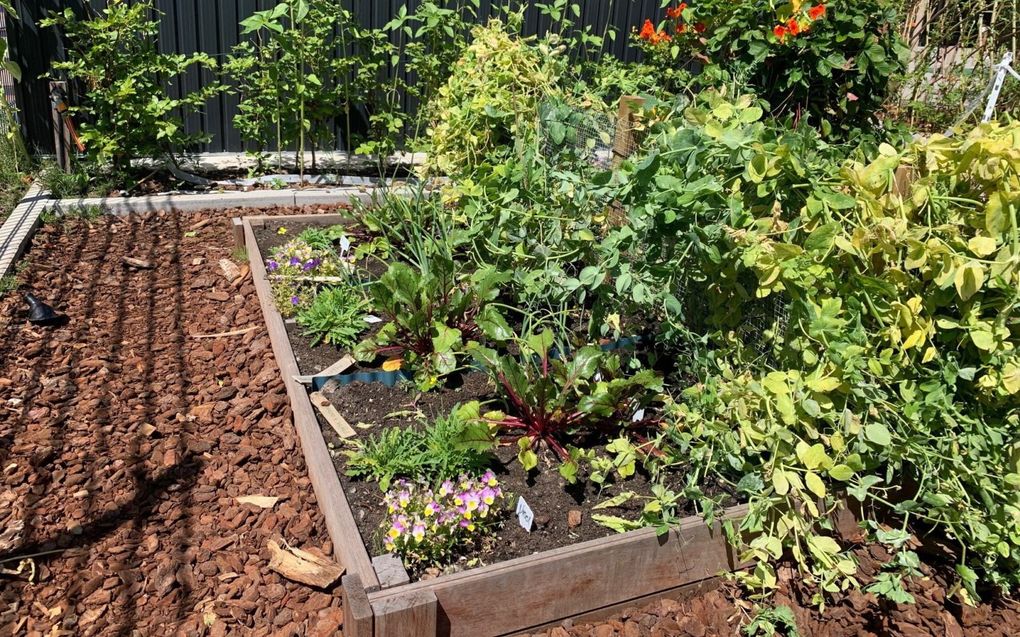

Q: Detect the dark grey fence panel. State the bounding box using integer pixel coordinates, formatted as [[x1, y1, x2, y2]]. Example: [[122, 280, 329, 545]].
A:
[[9, 0, 662, 155]]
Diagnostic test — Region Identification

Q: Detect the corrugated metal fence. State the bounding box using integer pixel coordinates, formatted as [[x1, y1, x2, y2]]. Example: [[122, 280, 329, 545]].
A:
[[7, 0, 663, 154]]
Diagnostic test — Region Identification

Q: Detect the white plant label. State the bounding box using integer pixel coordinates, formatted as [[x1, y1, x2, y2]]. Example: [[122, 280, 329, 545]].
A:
[[363, 315, 383, 324], [339, 235, 352, 256], [632, 409, 646, 422], [516, 496, 535, 533]]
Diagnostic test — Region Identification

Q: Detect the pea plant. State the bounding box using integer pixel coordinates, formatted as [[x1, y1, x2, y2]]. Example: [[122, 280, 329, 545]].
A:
[[656, 120, 1020, 604]]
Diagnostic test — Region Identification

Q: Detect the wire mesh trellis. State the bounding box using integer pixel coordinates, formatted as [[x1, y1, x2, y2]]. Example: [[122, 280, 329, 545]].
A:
[[538, 101, 620, 171]]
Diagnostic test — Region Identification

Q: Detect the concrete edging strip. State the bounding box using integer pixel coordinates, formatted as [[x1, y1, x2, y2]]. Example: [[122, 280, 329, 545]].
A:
[[51, 187, 379, 216], [0, 184, 50, 280]]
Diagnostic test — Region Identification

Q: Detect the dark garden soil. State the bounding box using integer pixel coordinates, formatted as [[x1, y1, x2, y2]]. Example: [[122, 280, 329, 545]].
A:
[[284, 321, 348, 376], [316, 374, 717, 582], [526, 539, 1020, 637], [0, 206, 347, 636]]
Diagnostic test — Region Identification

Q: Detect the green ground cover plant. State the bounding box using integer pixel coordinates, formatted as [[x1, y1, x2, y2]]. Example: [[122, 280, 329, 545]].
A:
[[296, 285, 368, 348], [345, 402, 495, 489]]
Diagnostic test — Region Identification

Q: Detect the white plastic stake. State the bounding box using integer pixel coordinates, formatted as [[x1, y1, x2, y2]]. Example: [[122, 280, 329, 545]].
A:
[[982, 52, 1019, 122]]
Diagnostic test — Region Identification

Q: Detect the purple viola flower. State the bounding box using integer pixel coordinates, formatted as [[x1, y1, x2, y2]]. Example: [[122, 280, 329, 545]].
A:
[[302, 258, 321, 272], [289, 256, 301, 266], [481, 487, 498, 506], [411, 522, 426, 542], [266, 259, 279, 272], [290, 295, 300, 306]]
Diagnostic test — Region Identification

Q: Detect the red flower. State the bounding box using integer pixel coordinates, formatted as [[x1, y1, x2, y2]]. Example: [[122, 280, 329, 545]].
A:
[[694, 22, 706, 33], [787, 17, 801, 35], [639, 19, 656, 41], [773, 24, 788, 40], [659, 31, 672, 42], [808, 4, 826, 20], [678, 23, 687, 33], [666, 4, 685, 19]]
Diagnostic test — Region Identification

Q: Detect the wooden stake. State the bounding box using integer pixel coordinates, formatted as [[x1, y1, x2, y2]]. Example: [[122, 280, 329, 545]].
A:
[[310, 391, 356, 438]]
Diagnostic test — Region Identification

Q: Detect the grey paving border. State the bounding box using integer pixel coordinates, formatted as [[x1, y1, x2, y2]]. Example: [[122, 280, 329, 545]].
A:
[[0, 184, 49, 280], [51, 187, 380, 217], [0, 184, 388, 281]]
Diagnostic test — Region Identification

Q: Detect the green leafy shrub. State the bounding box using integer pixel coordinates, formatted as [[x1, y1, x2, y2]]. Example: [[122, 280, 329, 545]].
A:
[[41, 0, 225, 169], [296, 285, 368, 348], [657, 121, 1020, 602], [633, 0, 909, 137], [425, 18, 561, 176], [345, 403, 496, 489], [224, 0, 388, 172]]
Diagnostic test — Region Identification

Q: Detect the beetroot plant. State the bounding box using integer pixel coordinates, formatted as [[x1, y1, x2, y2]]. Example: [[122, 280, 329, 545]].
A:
[[468, 331, 663, 482], [354, 256, 511, 390]]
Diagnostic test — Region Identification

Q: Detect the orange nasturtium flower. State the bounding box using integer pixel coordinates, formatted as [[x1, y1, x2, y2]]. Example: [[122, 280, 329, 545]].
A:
[[787, 17, 802, 35], [808, 4, 826, 20], [666, 3, 687, 19], [773, 24, 788, 40], [639, 18, 656, 40]]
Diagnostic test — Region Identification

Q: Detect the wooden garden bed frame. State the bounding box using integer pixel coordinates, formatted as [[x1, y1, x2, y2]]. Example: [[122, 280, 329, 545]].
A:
[[241, 211, 848, 636]]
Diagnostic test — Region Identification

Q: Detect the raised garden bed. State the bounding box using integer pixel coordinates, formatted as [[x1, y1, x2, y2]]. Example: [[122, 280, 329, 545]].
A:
[[241, 211, 857, 637]]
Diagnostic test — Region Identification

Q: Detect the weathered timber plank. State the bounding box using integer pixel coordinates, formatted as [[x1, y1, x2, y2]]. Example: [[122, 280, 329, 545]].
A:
[[367, 505, 748, 637], [244, 213, 354, 226], [231, 217, 245, 250], [343, 574, 375, 637], [508, 576, 724, 636], [310, 391, 357, 438], [373, 589, 438, 637], [372, 554, 411, 589], [245, 219, 378, 588]]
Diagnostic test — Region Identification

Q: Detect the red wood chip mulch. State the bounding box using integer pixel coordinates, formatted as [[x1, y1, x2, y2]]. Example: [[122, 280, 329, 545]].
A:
[[0, 209, 343, 636]]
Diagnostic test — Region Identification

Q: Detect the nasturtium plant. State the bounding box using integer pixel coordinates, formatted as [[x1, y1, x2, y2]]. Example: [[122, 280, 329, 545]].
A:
[[632, 0, 909, 138]]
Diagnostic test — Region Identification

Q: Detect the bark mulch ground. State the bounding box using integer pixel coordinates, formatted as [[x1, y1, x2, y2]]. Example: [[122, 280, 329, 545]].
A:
[[0, 207, 344, 636]]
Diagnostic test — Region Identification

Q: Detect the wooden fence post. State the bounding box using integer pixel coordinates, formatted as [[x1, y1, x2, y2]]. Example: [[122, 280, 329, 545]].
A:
[[49, 81, 71, 171]]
